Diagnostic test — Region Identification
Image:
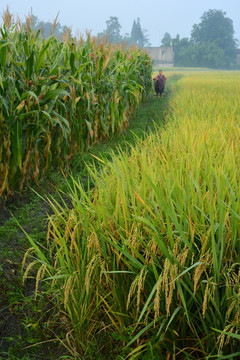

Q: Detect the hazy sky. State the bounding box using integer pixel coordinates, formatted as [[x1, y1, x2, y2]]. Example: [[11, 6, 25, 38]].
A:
[[1, 0, 240, 46]]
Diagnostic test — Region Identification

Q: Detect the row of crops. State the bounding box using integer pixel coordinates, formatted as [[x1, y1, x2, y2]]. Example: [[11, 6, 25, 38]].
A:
[[26, 71, 240, 358], [0, 26, 152, 199]]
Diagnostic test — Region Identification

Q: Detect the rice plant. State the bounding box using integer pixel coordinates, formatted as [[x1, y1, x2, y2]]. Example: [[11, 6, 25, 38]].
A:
[[23, 73, 240, 357]]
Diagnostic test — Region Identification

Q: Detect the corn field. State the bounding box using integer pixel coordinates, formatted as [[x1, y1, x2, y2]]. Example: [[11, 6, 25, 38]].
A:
[[24, 71, 240, 359], [0, 25, 152, 199]]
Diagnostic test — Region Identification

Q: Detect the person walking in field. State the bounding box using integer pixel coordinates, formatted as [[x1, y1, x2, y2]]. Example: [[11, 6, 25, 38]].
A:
[[153, 70, 167, 98]]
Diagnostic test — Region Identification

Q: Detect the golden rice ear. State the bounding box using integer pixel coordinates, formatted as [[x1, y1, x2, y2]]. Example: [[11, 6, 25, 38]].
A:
[[35, 263, 47, 299], [22, 247, 35, 275], [153, 274, 162, 323], [202, 282, 209, 318]]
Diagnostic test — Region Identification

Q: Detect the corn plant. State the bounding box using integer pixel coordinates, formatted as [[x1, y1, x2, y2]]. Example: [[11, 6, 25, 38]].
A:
[[0, 25, 152, 200]]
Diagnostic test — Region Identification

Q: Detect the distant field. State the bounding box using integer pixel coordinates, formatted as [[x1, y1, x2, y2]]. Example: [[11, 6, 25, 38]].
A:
[[153, 66, 221, 72], [152, 67, 216, 82]]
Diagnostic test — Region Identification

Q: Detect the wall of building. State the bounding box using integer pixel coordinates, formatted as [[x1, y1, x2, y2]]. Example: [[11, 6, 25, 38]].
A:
[[236, 50, 240, 64], [144, 46, 174, 65]]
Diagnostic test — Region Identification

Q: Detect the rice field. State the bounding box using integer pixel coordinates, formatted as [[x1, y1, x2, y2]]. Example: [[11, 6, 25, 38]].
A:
[[24, 71, 240, 359]]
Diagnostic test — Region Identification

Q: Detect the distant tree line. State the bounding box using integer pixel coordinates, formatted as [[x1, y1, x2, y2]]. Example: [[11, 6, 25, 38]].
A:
[[22, 13, 150, 47], [98, 16, 151, 47], [6, 7, 238, 68], [0, 7, 70, 40], [161, 9, 239, 68]]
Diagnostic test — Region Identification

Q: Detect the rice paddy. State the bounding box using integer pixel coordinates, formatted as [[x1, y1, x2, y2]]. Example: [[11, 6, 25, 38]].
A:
[[24, 70, 240, 359]]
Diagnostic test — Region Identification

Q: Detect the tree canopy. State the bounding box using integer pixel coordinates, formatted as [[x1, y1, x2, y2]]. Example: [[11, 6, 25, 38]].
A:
[[166, 9, 238, 68], [104, 16, 122, 44], [161, 32, 171, 47], [191, 9, 238, 59], [130, 18, 144, 47]]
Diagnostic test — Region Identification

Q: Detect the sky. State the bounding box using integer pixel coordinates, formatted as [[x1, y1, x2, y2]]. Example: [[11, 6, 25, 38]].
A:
[[0, 0, 240, 46]]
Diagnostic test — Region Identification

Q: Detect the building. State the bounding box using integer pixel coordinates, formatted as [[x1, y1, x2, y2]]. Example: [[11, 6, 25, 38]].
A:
[[236, 49, 240, 64], [144, 46, 174, 66]]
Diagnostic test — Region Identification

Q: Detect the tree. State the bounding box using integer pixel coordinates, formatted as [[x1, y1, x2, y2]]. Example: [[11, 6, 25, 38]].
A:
[[161, 32, 171, 47], [171, 10, 238, 68], [191, 9, 238, 59], [98, 16, 122, 44], [130, 20, 137, 44], [142, 28, 151, 47], [172, 34, 231, 68], [130, 18, 143, 47], [172, 36, 191, 66], [198, 41, 229, 68], [130, 18, 150, 47]]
